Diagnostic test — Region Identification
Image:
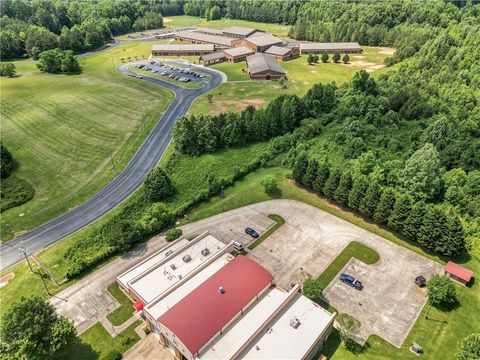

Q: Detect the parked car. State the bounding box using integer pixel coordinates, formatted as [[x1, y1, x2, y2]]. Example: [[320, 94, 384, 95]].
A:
[[233, 240, 244, 252], [415, 275, 426, 287], [339, 273, 363, 290], [245, 227, 259, 238]]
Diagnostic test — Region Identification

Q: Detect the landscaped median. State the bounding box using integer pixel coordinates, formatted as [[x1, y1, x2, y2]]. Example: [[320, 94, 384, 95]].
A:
[[106, 282, 134, 327], [248, 214, 285, 250]]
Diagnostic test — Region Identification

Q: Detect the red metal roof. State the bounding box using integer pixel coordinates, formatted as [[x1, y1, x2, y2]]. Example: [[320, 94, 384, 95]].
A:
[[158, 256, 273, 355], [445, 261, 473, 282], [133, 300, 144, 311]]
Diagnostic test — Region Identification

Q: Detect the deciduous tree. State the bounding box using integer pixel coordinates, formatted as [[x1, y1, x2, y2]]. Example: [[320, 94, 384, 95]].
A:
[[143, 167, 174, 201]]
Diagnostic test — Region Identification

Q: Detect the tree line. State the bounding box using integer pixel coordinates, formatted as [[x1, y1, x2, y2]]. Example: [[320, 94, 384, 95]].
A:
[[292, 153, 465, 257]]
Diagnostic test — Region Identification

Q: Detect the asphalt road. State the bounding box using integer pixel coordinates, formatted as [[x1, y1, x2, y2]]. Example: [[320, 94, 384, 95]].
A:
[[0, 61, 224, 271]]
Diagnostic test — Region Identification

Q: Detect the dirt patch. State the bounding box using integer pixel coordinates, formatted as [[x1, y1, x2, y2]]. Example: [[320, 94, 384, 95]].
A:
[[378, 47, 395, 55], [345, 60, 385, 73], [163, 18, 173, 23], [206, 98, 266, 115], [0, 273, 15, 288]]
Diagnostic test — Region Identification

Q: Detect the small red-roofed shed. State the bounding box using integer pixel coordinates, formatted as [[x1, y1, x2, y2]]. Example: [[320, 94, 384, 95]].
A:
[[444, 261, 473, 285], [158, 255, 273, 358]]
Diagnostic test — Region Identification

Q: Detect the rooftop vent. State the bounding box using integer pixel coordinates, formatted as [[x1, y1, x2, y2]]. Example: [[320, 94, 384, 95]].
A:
[[218, 286, 225, 294], [182, 254, 192, 263], [290, 317, 301, 329], [170, 263, 176, 270], [201, 248, 210, 256], [165, 250, 173, 257]]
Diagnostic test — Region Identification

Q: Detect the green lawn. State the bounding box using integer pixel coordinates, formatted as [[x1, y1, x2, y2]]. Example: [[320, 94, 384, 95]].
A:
[[62, 320, 142, 360], [164, 15, 291, 37], [106, 282, 134, 326], [1, 41, 174, 240], [190, 47, 392, 115], [248, 214, 285, 250]]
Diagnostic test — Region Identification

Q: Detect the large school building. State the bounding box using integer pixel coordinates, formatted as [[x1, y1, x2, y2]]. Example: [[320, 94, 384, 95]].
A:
[[117, 231, 336, 360]]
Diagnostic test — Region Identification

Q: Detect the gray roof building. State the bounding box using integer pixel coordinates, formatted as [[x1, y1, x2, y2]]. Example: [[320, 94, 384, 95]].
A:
[[264, 45, 292, 56], [224, 46, 255, 58], [222, 26, 261, 38], [299, 42, 362, 54], [152, 44, 214, 52], [245, 33, 283, 48], [175, 30, 234, 48], [246, 53, 285, 76]]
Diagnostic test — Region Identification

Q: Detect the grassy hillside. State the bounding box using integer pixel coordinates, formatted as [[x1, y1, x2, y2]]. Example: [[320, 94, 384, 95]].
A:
[[190, 46, 392, 115], [0, 42, 174, 239]]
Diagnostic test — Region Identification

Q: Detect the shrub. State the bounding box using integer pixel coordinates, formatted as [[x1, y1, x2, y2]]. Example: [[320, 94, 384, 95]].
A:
[[427, 275, 457, 307], [455, 333, 480, 360], [261, 175, 278, 193], [102, 349, 122, 360], [0, 176, 35, 212], [337, 313, 361, 349], [165, 228, 182, 242], [143, 167, 174, 201]]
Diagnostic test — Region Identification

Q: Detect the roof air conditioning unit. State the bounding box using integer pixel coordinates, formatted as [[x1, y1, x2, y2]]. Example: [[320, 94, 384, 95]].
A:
[[170, 263, 176, 270], [182, 254, 192, 263], [201, 248, 210, 256], [290, 317, 301, 329], [218, 286, 225, 294]]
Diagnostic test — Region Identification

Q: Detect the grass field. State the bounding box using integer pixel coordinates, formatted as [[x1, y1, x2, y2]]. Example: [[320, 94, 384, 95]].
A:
[[190, 46, 392, 115], [0, 41, 175, 240], [164, 15, 291, 37], [106, 282, 134, 326]]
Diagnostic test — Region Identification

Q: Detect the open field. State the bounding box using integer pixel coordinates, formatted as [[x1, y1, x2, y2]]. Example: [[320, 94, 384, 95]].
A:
[[190, 46, 392, 115], [164, 15, 291, 37], [0, 41, 174, 240]]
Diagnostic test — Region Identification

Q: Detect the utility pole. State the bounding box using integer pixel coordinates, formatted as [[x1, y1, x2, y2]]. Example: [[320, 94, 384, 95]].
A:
[[19, 242, 33, 273]]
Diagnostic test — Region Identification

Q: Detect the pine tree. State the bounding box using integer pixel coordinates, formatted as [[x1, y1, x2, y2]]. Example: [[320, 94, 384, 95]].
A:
[[387, 193, 412, 233], [402, 201, 426, 242], [303, 159, 319, 189], [321, 51, 329, 63], [313, 161, 330, 194], [373, 187, 396, 224], [323, 168, 342, 199], [332, 52, 341, 63], [292, 151, 308, 183], [418, 205, 446, 252], [348, 175, 369, 210], [443, 214, 465, 256], [334, 171, 353, 205], [359, 181, 382, 217]]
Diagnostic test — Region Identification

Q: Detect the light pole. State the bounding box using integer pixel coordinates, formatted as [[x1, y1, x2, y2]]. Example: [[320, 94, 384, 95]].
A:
[[425, 286, 438, 320]]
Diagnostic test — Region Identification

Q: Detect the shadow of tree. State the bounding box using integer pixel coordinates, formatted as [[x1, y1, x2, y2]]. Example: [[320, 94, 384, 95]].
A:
[[55, 338, 99, 360]]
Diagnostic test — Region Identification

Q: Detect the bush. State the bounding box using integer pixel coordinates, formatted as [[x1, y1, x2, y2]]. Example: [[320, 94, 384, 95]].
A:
[[427, 275, 457, 307], [143, 167, 174, 201], [102, 349, 122, 360], [261, 175, 278, 193], [0, 175, 35, 212], [455, 333, 480, 360], [337, 313, 361, 349], [165, 228, 182, 242]]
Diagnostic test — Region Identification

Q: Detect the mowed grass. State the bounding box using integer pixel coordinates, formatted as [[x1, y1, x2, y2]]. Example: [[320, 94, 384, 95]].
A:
[[106, 282, 134, 326], [164, 15, 291, 37], [190, 47, 391, 115], [188, 165, 480, 360], [1, 41, 175, 240]]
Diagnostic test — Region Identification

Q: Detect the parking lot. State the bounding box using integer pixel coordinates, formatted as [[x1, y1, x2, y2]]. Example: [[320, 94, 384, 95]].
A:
[[243, 200, 442, 348], [131, 60, 210, 85]]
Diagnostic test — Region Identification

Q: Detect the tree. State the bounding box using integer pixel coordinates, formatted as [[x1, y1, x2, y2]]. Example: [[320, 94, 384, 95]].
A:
[[292, 151, 308, 183], [336, 313, 361, 349], [402, 201, 426, 242], [351, 70, 377, 95], [418, 205, 447, 252], [278, 76, 288, 89], [0, 296, 77, 358], [143, 167, 174, 201], [0, 29, 24, 59], [455, 333, 480, 360], [0, 62, 16, 77], [210, 5, 222, 20], [313, 54, 319, 63], [303, 159, 318, 188], [321, 51, 329, 63], [387, 193, 412, 233], [307, 54, 314, 65], [25, 25, 59, 59], [427, 275, 457, 307], [313, 160, 330, 194], [0, 143, 15, 178], [334, 171, 353, 205], [137, 203, 173, 234], [373, 187, 396, 224], [37, 48, 63, 73], [343, 54, 350, 63], [302, 279, 321, 302], [359, 180, 382, 217], [400, 143, 445, 200], [60, 50, 81, 73], [261, 175, 278, 193], [207, 94, 213, 103], [332, 51, 341, 63], [323, 168, 342, 199], [348, 175, 369, 210], [443, 214, 465, 257]]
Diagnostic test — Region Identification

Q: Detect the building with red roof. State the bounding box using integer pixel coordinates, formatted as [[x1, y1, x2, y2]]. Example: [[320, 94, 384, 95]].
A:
[[444, 261, 473, 285], [158, 256, 274, 358]]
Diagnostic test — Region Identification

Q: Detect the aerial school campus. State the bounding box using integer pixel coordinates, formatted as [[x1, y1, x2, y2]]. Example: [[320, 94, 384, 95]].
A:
[[1, 1, 479, 360]]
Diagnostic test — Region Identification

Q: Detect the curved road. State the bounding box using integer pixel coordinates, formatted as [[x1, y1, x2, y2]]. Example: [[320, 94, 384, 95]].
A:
[[0, 61, 224, 270]]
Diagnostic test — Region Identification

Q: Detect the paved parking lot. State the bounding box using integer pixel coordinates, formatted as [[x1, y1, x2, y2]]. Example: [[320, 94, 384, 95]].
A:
[[245, 200, 442, 348]]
